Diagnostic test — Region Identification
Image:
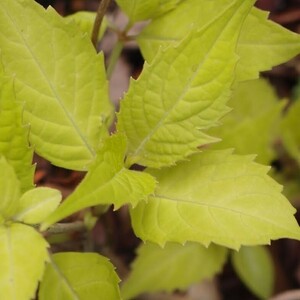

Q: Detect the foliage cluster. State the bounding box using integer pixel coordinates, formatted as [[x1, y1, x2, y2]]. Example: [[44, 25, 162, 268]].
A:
[[0, 0, 300, 299]]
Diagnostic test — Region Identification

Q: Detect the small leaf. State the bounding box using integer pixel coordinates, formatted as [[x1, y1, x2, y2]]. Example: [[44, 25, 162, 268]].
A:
[[118, 0, 253, 168], [13, 187, 62, 224], [231, 246, 274, 299], [39, 252, 121, 300], [65, 12, 107, 41], [131, 150, 300, 248], [121, 242, 228, 300], [0, 0, 114, 171], [0, 77, 34, 192], [137, 1, 300, 81], [209, 78, 282, 164], [116, 0, 160, 23], [236, 8, 300, 81], [280, 99, 300, 165], [0, 223, 49, 300], [0, 156, 21, 220], [41, 134, 156, 229]]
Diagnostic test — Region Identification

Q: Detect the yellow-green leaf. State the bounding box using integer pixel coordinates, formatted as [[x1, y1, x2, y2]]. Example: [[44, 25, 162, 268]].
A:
[[0, 156, 21, 220], [0, 77, 34, 192], [0, 223, 49, 300], [118, 0, 254, 168], [65, 12, 107, 41], [121, 242, 227, 300], [41, 134, 156, 229], [39, 252, 121, 300], [280, 99, 300, 165], [232, 246, 274, 299], [0, 0, 114, 171], [131, 150, 300, 249], [13, 187, 62, 225], [137, 1, 300, 81], [209, 78, 282, 164], [116, 0, 160, 23]]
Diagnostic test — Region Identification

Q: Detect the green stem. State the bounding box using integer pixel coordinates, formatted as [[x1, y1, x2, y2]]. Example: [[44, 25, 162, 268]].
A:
[[106, 40, 124, 79], [43, 221, 86, 234], [91, 0, 112, 49]]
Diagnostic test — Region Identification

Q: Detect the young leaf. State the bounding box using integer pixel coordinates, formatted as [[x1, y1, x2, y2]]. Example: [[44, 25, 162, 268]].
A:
[[116, 0, 160, 23], [137, 1, 300, 81], [131, 150, 300, 249], [231, 246, 274, 299], [209, 79, 282, 164], [236, 8, 300, 81], [121, 242, 228, 300], [0, 156, 21, 220], [0, 77, 34, 192], [280, 100, 300, 165], [118, 0, 253, 168], [39, 252, 121, 300], [0, 223, 49, 300], [0, 0, 114, 171], [13, 187, 62, 225], [41, 134, 156, 229], [65, 11, 107, 41]]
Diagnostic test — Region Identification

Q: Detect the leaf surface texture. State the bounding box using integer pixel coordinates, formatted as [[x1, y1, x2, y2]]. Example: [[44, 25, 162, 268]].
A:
[[0, 78, 34, 192], [118, 0, 253, 168], [0, 157, 21, 220], [131, 150, 300, 248], [39, 252, 121, 300], [0, 0, 113, 170]]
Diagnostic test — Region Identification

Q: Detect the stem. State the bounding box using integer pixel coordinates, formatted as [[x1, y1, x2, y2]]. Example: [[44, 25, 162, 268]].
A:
[[91, 0, 111, 48], [106, 40, 124, 79], [43, 221, 86, 234]]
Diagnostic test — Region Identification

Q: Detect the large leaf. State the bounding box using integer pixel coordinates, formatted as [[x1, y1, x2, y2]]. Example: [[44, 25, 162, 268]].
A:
[[121, 242, 227, 300], [280, 99, 300, 165], [231, 246, 274, 299], [0, 223, 49, 300], [131, 150, 300, 249], [41, 134, 156, 229], [0, 156, 21, 220], [0, 0, 114, 171], [137, 1, 300, 81], [209, 78, 282, 164], [39, 252, 121, 300], [13, 187, 62, 225], [0, 77, 34, 192], [118, 0, 253, 168]]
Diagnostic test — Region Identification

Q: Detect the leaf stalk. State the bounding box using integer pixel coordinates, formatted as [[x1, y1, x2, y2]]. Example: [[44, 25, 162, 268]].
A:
[[91, 0, 112, 48]]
